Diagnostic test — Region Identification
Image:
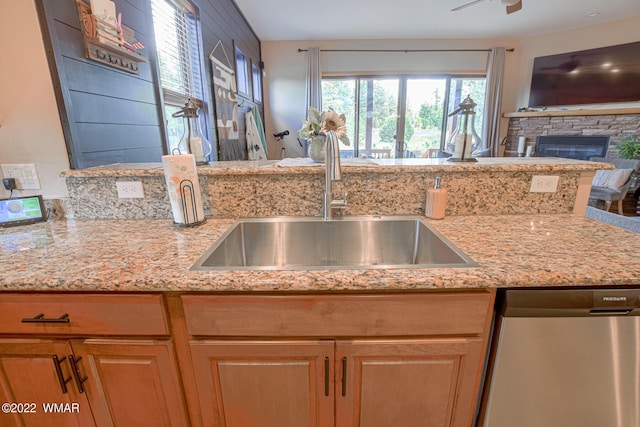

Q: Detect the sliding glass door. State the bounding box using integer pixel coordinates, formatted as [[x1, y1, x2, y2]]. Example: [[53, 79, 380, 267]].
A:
[[322, 75, 485, 158], [405, 78, 447, 158]]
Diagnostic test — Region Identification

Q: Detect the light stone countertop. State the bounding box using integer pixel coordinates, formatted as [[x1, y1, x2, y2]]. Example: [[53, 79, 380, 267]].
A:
[[60, 157, 612, 178], [0, 214, 638, 293]]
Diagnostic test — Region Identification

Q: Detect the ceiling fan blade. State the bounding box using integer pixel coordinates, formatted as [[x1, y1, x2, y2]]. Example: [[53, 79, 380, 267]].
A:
[[451, 0, 487, 12], [506, 0, 522, 14]]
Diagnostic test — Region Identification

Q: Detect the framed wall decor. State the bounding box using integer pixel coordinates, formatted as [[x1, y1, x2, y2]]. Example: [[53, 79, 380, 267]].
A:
[[209, 40, 243, 160]]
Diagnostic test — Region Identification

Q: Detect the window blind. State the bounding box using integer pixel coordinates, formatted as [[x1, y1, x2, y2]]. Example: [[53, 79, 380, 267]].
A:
[[150, 0, 202, 102]]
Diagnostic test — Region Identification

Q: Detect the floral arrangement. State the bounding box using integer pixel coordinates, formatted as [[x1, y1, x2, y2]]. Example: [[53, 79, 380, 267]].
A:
[[298, 106, 350, 146]]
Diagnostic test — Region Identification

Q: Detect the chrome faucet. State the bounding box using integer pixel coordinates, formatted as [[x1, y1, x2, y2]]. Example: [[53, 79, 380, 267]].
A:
[[323, 131, 347, 220]]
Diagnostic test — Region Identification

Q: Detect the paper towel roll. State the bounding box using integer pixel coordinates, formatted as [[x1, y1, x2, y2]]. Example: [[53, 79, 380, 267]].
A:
[[162, 154, 205, 225]]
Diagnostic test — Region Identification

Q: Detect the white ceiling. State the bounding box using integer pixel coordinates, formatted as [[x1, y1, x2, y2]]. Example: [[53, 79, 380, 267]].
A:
[[234, 0, 640, 41]]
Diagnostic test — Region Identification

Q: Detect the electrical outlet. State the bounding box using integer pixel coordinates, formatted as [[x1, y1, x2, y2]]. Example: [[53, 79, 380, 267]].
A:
[[0, 164, 41, 190], [116, 181, 144, 199], [530, 175, 559, 193]]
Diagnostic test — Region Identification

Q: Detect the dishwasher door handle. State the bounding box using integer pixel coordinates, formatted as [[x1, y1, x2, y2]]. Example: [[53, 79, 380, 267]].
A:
[[589, 308, 633, 316]]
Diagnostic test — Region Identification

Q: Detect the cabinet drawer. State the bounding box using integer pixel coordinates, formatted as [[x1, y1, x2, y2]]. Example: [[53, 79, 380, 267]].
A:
[[182, 292, 494, 337], [0, 293, 169, 336]]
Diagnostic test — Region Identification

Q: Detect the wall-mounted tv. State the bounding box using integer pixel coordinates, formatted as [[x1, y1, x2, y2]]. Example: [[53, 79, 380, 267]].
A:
[[528, 41, 640, 108]]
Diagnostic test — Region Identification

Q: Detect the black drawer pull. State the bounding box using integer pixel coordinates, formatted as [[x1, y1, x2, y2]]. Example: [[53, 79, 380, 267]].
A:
[[341, 357, 347, 397], [21, 313, 70, 323], [69, 354, 88, 393], [324, 357, 330, 397], [52, 355, 72, 394]]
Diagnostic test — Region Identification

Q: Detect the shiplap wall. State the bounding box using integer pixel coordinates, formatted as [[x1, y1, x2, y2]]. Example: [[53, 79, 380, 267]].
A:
[[36, 0, 262, 169]]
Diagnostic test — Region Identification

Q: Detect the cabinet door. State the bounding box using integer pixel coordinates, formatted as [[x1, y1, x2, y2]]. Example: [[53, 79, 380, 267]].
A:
[[336, 338, 484, 427], [0, 339, 95, 427], [70, 339, 189, 427], [190, 340, 335, 427]]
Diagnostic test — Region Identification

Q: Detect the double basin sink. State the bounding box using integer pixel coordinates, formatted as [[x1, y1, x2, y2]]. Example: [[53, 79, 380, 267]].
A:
[[191, 216, 476, 271]]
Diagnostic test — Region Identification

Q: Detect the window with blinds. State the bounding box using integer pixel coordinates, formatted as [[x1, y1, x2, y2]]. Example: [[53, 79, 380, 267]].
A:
[[150, 0, 206, 154]]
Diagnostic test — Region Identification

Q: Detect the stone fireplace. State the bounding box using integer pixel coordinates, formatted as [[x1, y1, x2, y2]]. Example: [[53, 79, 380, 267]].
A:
[[504, 108, 640, 158]]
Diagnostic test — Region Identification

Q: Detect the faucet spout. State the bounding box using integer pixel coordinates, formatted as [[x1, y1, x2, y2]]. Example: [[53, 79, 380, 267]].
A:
[[323, 131, 347, 220]]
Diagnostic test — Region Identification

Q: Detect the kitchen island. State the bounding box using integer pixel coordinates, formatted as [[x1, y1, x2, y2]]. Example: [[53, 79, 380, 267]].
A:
[[0, 213, 638, 291], [3, 155, 638, 426], [0, 214, 638, 427]]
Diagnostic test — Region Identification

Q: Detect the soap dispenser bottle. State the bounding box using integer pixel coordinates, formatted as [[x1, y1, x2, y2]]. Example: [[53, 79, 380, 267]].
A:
[[425, 176, 447, 220]]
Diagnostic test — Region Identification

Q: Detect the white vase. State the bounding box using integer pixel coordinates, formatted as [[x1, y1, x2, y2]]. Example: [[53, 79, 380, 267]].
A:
[[308, 135, 326, 163]]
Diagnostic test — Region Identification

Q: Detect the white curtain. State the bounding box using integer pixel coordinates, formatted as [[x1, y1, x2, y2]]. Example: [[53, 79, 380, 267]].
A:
[[305, 47, 322, 115], [483, 47, 506, 157]]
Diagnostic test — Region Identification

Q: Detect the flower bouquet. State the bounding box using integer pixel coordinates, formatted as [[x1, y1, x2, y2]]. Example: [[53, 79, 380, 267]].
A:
[[298, 107, 350, 162]]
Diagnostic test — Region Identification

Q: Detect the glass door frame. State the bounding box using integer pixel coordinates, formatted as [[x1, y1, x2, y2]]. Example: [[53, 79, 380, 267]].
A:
[[322, 73, 486, 159]]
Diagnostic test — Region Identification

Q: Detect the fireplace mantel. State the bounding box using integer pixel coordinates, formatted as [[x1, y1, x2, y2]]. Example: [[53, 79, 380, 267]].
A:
[[504, 108, 640, 118]]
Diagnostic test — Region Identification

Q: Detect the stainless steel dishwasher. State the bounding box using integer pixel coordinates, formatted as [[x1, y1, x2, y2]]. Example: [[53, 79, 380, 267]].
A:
[[478, 288, 640, 427]]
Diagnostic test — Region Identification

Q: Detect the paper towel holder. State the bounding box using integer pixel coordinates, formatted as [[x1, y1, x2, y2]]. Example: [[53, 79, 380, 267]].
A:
[[175, 178, 207, 227]]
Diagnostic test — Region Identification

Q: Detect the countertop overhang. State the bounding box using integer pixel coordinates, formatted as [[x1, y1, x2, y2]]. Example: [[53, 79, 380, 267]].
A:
[[1, 214, 638, 292], [60, 157, 612, 178]]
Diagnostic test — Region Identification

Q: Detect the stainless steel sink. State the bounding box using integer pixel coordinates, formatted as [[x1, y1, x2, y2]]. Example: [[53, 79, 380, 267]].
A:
[[190, 216, 476, 271]]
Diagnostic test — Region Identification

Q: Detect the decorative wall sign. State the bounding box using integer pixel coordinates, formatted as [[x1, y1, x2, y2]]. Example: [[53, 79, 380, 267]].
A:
[[210, 41, 243, 160], [76, 0, 146, 74]]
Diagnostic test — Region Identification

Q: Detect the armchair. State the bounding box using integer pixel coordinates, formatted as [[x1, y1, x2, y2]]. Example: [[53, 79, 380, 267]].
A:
[[589, 157, 640, 215]]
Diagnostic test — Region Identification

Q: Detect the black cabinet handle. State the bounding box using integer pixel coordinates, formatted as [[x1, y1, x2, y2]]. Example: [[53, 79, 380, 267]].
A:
[[68, 354, 88, 393], [324, 357, 330, 397], [52, 355, 72, 394], [21, 313, 70, 323], [341, 357, 347, 397]]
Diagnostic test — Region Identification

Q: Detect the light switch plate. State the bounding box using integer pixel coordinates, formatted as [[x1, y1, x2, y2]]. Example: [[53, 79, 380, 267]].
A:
[[0, 164, 41, 190], [530, 175, 559, 193], [116, 181, 144, 198]]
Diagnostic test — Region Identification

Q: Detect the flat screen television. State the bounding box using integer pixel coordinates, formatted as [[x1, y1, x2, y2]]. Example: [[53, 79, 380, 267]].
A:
[[528, 41, 640, 107]]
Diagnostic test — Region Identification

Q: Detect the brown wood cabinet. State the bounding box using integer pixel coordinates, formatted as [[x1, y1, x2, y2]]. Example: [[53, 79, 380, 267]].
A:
[[0, 339, 94, 427], [176, 291, 495, 427], [336, 338, 484, 427], [70, 339, 188, 427], [0, 290, 495, 426], [186, 337, 484, 427], [190, 340, 335, 426], [0, 293, 189, 427]]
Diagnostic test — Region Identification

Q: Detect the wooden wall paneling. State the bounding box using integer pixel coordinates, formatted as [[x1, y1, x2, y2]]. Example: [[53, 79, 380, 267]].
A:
[[56, 21, 154, 82], [75, 123, 164, 152], [48, 0, 85, 28], [69, 92, 160, 125], [81, 146, 166, 167], [71, 0, 163, 165], [37, 0, 164, 169], [36, 0, 83, 169], [198, 0, 242, 44], [63, 57, 156, 102], [37, 0, 261, 168]]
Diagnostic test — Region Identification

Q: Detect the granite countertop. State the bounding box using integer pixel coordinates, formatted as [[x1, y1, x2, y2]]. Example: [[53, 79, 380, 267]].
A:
[[60, 157, 612, 178], [0, 214, 638, 293]]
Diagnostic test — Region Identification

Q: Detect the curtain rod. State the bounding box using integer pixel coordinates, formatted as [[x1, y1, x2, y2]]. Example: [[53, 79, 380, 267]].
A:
[[297, 48, 515, 53]]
